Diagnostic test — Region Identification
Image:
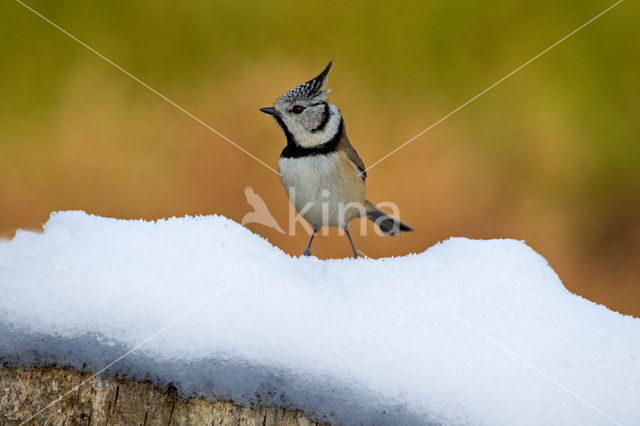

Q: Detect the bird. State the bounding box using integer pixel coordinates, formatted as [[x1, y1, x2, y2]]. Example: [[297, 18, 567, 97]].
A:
[[260, 60, 413, 258], [241, 186, 285, 234]]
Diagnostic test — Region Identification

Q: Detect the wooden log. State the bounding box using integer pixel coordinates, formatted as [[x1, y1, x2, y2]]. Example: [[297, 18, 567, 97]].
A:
[[0, 367, 325, 425]]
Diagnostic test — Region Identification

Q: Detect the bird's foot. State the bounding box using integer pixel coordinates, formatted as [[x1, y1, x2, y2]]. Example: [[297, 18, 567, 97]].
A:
[[302, 249, 312, 257]]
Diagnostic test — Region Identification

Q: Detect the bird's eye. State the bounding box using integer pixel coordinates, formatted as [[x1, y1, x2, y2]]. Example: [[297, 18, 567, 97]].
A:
[[292, 105, 305, 114]]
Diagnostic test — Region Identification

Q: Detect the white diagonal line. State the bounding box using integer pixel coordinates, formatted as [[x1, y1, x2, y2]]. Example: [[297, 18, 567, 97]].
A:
[[19, 251, 281, 425], [361, 0, 624, 176], [357, 249, 621, 425], [14, 0, 280, 176]]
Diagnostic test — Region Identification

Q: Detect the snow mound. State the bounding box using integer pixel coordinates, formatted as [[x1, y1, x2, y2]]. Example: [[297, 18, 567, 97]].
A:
[[1, 211, 638, 425]]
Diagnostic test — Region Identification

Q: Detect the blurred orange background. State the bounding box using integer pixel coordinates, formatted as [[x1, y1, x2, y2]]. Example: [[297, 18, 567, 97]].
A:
[[1, 1, 638, 315]]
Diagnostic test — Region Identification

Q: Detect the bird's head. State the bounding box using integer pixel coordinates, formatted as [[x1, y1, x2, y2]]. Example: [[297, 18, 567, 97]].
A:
[[260, 60, 342, 148]]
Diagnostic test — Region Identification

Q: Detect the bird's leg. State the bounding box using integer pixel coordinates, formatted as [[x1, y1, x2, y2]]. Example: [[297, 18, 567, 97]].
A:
[[302, 227, 318, 257], [344, 226, 359, 259]]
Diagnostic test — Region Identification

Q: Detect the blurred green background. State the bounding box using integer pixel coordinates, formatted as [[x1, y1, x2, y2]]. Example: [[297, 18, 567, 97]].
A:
[[1, 1, 638, 315]]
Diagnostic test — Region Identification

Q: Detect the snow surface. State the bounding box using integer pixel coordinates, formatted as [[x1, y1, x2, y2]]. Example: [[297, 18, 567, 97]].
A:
[[1, 211, 639, 425]]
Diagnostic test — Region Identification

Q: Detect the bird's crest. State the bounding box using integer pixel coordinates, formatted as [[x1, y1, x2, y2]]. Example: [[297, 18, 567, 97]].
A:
[[278, 60, 334, 104]]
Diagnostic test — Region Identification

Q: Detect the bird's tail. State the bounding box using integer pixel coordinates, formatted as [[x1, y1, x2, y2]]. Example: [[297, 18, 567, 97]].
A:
[[365, 201, 414, 236]]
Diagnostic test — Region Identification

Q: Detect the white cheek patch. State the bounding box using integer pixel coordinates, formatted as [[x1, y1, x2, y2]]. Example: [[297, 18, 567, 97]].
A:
[[291, 105, 341, 148], [304, 107, 325, 130]]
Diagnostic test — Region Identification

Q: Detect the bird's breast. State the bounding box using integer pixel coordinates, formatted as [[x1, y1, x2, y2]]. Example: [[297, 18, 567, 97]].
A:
[[279, 153, 339, 202], [278, 152, 366, 226]]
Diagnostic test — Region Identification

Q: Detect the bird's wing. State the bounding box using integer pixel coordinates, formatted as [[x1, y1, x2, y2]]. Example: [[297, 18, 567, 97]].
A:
[[338, 131, 367, 181]]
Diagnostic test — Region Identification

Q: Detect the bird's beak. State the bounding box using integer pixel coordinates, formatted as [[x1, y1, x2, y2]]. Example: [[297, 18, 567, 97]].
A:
[[259, 107, 278, 117]]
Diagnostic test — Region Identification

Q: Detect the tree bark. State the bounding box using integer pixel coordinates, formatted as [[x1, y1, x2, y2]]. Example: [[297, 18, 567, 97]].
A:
[[0, 367, 325, 426]]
